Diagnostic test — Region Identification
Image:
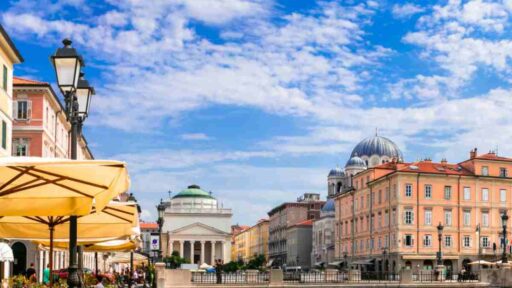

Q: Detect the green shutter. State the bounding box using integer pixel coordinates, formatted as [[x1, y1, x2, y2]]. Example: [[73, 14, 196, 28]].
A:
[[2, 65, 6, 91], [1, 121, 6, 149]]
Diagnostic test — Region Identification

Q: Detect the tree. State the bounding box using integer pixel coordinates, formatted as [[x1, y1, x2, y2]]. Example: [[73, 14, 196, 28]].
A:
[[163, 251, 186, 269], [245, 254, 266, 270]]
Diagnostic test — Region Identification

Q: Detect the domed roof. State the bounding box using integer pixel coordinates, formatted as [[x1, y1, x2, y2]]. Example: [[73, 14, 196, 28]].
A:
[[328, 167, 344, 177], [350, 135, 403, 160], [172, 185, 215, 199], [321, 198, 335, 212], [345, 154, 366, 168]]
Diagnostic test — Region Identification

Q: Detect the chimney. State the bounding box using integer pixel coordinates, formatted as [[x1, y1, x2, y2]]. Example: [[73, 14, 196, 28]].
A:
[[423, 157, 432, 162], [470, 148, 477, 159], [441, 158, 447, 166]]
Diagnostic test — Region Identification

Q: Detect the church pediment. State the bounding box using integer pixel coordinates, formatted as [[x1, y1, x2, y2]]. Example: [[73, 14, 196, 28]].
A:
[[171, 222, 229, 236]]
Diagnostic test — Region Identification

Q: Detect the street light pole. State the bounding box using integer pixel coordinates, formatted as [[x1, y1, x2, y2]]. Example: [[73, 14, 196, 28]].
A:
[[51, 39, 94, 288], [502, 211, 509, 263], [157, 199, 166, 261], [437, 222, 444, 266]]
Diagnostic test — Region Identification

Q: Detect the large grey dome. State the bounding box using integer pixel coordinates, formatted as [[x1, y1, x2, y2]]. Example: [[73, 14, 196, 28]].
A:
[[328, 167, 344, 177], [345, 154, 366, 168], [350, 135, 403, 160]]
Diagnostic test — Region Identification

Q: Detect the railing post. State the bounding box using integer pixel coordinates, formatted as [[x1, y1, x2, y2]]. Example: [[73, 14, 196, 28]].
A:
[[269, 269, 283, 286], [155, 262, 165, 288]]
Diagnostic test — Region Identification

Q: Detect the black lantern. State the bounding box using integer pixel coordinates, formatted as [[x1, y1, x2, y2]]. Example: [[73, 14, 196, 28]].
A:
[[502, 211, 509, 263], [437, 222, 444, 266], [51, 39, 83, 93], [76, 73, 94, 118]]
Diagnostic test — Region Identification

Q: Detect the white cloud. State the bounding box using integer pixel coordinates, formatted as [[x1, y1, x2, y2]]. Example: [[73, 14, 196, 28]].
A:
[[392, 3, 426, 19], [180, 133, 211, 140]]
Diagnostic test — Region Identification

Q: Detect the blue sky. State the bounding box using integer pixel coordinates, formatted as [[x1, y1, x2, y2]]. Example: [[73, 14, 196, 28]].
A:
[[2, 0, 512, 225]]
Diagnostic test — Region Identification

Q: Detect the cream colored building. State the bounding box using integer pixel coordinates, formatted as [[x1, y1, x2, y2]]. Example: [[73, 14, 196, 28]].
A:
[[0, 25, 23, 157], [249, 219, 269, 260], [234, 227, 251, 262], [161, 185, 232, 265]]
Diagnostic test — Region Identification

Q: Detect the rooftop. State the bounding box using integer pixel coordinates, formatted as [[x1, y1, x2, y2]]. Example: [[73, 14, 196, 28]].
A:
[[140, 222, 158, 230], [13, 76, 48, 85]]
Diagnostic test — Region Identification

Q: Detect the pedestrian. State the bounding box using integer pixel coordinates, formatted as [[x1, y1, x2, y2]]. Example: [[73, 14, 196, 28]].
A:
[[43, 264, 50, 285], [215, 259, 223, 284], [25, 263, 36, 282], [96, 276, 105, 288]]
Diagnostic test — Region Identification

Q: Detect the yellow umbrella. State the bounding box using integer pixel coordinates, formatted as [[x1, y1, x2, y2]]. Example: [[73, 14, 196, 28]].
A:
[[0, 202, 138, 286], [110, 252, 148, 263], [38, 238, 140, 252], [0, 157, 130, 216]]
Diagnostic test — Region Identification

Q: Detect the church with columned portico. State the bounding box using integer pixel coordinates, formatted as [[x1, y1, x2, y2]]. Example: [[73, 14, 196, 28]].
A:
[[161, 185, 232, 265]]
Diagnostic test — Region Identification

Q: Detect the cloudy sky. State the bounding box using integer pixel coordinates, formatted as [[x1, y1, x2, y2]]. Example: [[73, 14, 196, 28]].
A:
[[2, 0, 512, 225]]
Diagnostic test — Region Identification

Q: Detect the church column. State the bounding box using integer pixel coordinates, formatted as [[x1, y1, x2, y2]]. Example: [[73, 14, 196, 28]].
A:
[[189, 241, 195, 264], [168, 238, 172, 256], [211, 241, 216, 264], [221, 241, 226, 262], [179, 240, 184, 258], [200, 241, 205, 264]]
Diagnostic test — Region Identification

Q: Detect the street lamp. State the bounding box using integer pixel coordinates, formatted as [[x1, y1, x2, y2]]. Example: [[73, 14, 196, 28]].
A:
[[437, 222, 444, 266], [502, 211, 509, 263], [157, 199, 167, 261], [51, 38, 92, 288]]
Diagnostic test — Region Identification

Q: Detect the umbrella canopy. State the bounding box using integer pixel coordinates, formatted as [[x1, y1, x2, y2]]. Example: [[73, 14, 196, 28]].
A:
[[110, 252, 148, 263], [38, 238, 140, 252], [468, 260, 494, 265], [0, 157, 129, 216], [0, 202, 139, 240], [0, 242, 13, 262], [199, 263, 212, 269]]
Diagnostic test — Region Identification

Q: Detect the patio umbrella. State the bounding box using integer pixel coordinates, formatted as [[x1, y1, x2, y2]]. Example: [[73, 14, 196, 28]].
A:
[[0, 157, 130, 216], [468, 260, 494, 265], [0, 202, 138, 286], [37, 237, 141, 252]]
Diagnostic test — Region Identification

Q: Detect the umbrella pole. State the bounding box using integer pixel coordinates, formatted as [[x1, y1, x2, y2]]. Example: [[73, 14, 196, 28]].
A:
[[95, 252, 98, 275], [49, 225, 54, 288]]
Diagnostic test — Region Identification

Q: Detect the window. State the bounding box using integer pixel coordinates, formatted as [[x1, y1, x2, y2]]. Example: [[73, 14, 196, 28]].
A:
[[482, 188, 489, 201], [445, 235, 452, 247], [404, 209, 414, 225], [482, 211, 489, 227], [424, 209, 432, 225], [463, 210, 471, 227], [481, 236, 489, 248], [405, 184, 412, 197], [1, 121, 6, 149], [444, 186, 452, 200], [13, 138, 29, 156], [15, 100, 31, 120], [444, 210, 452, 226], [463, 236, 471, 248], [423, 234, 432, 247], [392, 209, 396, 225], [482, 166, 489, 176], [2, 65, 7, 91], [378, 190, 382, 204], [424, 184, 432, 199], [404, 234, 413, 247], [500, 168, 508, 178], [501, 189, 507, 202], [464, 187, 471, 200]]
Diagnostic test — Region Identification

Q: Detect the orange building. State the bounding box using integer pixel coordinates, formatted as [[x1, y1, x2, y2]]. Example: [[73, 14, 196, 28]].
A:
[[335, 148, 512, 274]]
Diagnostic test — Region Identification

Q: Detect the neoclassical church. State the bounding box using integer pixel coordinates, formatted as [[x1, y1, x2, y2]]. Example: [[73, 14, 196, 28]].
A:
[[161, 185, 232, 265], [312, 134, 404, 266]]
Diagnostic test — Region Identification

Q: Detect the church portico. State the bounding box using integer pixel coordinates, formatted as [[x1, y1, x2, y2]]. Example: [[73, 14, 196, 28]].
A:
[[160, 185, 233, 266]]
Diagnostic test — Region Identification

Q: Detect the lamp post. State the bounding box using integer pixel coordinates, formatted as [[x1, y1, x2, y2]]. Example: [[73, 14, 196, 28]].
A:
[[127, 193, 141, 288], [157, 199, 166, 261], [502, 211, 509, 264], [51, 39, 94, 288], [437, 222, 444, 266]]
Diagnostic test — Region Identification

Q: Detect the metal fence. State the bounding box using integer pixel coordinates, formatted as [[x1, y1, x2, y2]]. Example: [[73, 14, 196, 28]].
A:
[[283, 271, 401, 283], [191, 271, 269, 284], [412, 270, 479, 282]]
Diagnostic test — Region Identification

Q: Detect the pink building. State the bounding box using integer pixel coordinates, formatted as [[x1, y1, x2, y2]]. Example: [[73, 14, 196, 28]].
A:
[[12, 76, 92, 159]]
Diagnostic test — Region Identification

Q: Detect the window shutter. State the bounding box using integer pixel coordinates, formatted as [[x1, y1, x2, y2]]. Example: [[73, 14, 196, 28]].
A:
[[411, 237, 414, 246], [27, 101, 32, 120], [12, 100, 17, 119]]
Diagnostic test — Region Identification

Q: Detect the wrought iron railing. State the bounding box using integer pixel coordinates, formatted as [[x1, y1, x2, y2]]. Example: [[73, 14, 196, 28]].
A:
[[191, 271, 269, 284], [283, 271, 400, 283]]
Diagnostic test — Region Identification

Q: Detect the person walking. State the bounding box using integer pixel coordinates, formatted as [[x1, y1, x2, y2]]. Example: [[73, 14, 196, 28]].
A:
[[25, 263, 36, 282], [43, 264, 50, 285]]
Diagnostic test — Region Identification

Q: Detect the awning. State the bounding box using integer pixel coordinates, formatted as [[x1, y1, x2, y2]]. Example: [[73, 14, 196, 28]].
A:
[[327, 261, 344, 267], [110, 252, 148, 263], [314, 261, 325, 267], [352, 259, 373, 265], [0, 243, 13, 262], [402, 254, 459, 260]]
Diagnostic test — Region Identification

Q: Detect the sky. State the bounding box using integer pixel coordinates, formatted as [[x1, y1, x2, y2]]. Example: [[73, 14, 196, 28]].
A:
[[2, 0, 512, 225]]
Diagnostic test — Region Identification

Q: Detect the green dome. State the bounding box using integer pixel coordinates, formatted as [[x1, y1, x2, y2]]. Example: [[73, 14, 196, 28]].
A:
[[173, 185, 215, 199]]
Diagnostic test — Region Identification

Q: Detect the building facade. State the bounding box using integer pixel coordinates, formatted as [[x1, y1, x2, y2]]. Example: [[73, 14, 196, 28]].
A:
[[0, 25, 23, 157], [268, 193, 324, 267], [311, 198, 335, 267], [233, 226, 251, 262], [249, 219, 269, 260], [335, 148, 512, 275], [161, 185, 232, 265], [286, 220, 313, 268], [140, 222, 159, 258]]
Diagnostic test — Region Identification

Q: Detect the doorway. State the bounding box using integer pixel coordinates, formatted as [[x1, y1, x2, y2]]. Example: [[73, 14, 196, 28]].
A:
[[12, 242, 26, 276]]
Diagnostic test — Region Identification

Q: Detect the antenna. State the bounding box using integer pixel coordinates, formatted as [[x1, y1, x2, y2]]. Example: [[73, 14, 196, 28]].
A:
[[168, 190, 172, 199], [375, 127, 378, 136]]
